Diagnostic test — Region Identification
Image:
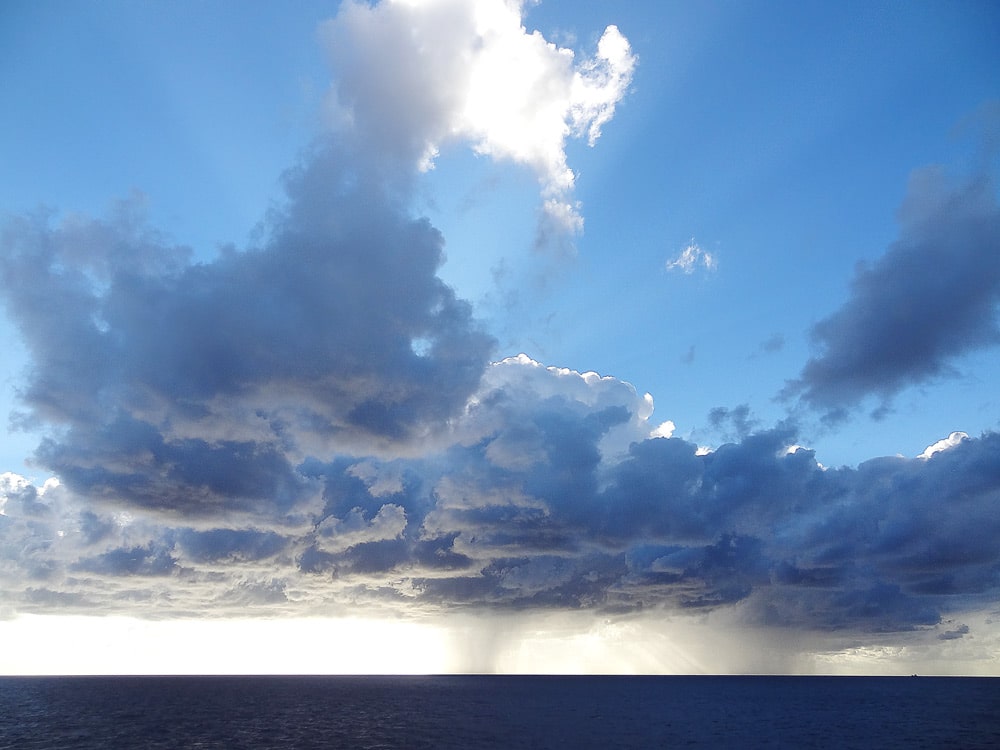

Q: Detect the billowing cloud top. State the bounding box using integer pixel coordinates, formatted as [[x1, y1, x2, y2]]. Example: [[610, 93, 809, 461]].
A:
[[323, 0, 636, 234]]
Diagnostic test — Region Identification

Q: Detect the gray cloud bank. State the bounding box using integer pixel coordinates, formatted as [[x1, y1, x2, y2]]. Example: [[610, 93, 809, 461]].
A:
[[2, 335, 998, 638], [785, 166, 1000, 421]]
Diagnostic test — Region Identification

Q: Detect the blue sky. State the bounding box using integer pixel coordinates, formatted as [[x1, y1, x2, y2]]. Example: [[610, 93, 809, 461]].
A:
[[1, 0, 999, 674]]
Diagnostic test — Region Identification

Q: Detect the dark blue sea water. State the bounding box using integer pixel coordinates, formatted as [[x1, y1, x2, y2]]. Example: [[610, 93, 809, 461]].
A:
[[1, 675, 997, 749]]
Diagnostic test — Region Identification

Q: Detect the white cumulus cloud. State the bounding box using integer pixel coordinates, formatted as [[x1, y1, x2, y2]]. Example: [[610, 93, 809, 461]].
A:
[[322, 0, 636, 234], [918, 430, 969, 459]]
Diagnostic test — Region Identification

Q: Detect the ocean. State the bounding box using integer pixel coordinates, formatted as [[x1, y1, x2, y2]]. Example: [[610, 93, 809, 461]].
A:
[[1, 675, 997, 748]]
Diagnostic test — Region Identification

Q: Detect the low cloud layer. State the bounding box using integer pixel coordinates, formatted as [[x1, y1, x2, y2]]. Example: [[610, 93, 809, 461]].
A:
[[785, 166, 1000, 420], [3, 354, 999, 641]]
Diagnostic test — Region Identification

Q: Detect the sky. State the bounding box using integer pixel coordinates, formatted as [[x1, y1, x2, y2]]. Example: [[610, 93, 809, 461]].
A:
[[1, 0, 999, 675]]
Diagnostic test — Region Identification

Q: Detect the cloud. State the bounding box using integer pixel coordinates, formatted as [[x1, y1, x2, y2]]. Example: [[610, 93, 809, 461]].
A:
[[3, 348, 999, 637], [0, 0, 637, 523], [322, 0, 636, 235], [707, 404, 758, 441], [315, 503, 407, 555], [0, 143, 495, 518], [666, 239, 716, 274], [757, 333, 785, 355], [1, 0, 998, 667], [918, 430, 969, 460], [785, 166, 1000, 418], [938, 623, 970, 640], [176, 528, 288, 564]]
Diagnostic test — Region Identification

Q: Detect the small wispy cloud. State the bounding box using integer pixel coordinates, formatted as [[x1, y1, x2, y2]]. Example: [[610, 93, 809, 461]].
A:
[[666, 239, 716, 274], [760, 333, 785, 353], [938, 623, 970, 640], [748, 333, 785, 360]]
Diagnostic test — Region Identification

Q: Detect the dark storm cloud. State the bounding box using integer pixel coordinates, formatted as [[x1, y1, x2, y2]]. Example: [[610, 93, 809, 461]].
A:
[[607, 430, 998, 630], [785, 167, 1000, 417], [0, 143, 494, 516], [278, 361, 999, 632], [3, 357, 999, 631], [34, 420, 308, 517]]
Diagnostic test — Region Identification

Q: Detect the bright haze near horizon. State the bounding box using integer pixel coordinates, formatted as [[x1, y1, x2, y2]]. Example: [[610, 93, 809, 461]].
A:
[[1, 0, 999, 676]]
